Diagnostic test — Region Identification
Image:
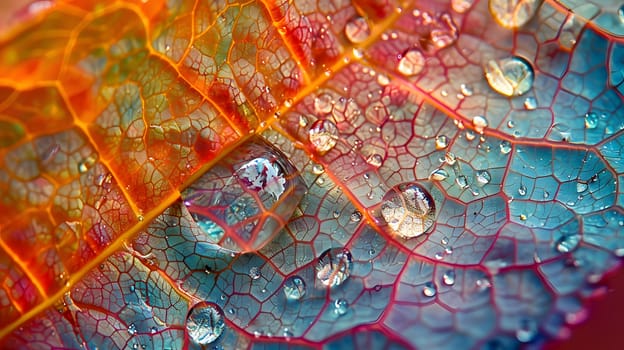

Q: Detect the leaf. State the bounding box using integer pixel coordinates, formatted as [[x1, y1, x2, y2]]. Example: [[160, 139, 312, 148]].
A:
[[0, 0, 623, 348]]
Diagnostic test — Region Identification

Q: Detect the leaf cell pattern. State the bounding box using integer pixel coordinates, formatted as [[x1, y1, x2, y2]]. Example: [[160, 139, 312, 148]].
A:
[[0, 0, 624, 349]]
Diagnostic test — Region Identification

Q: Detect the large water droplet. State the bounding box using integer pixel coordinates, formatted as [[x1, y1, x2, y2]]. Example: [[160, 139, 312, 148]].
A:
[[476, 170, 492, 185], [308, 119, 339, 155], [422, 282, 437, 297], [283, 275, 306, 301], [489, 0, 540, 29], [186, 302, 226, 345], [316, 247, 353, 287], [484, 56, 534, 97], [442, 270, 456, 286], [555, 234, 581, 253], [381, 182, 436, 239], [345, 16, 371, 44], [182, 137, 305, 253], [397, 49, 425, 76]]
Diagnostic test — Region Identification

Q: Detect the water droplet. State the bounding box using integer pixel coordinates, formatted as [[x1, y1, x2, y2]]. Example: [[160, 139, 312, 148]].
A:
[[442, 270, 456, 286], [524, 96, 537, 110], [445, 152, 457, 165], [314, 94, 333, 114], [186, 302, 226, 345], [397, 49, 425, 76], [381, 182, 436, 239], [445, 246, 454, 254], [429, 168, 449, 181], [465, 130, 476, 141], [489, 0, 540, 29], [333, 299, 349, 316], [476, 170, 491, 185], [452, 0, 475, 13], [316, 247, 353, 287], [499, 140, 512, 154], [441, 236, 450, 245], [515, 318, 537, 343], [518, 185, 527, 196], [584, 112, 598, 129], [472, 115, 488, 133], [366, 153, 384, 168], [182, 137, 305, 252], [555, 234, 581, 253], [460, 83, 474, 96], [484, 56, 534, 97], [128, 323, 137, 336], [576, 182, 588, 193], [78, 155, 97, 174], [456, 175, 469, 189], [311, 163, 325, 175], [350, 211, 362, 222], [308, 119, 339, 155], [435, 252, 444, 260], [345, 16, 371, 44], [430, 13, 458, 49], [519, 213, 528, 221], [299, 115, 309, 127], [422, 282, 437, 297], [249, 266, 262, 280], [435, 135, 449, 149], [150, 326, 157, 334]]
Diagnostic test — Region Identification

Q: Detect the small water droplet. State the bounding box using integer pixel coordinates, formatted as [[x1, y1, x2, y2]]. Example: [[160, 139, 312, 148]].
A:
[[308, 119, 339, 154], [345, 16, 371, 43], [460, 83, 473, 96], [519, 213, 528, 221], [299, 115, 309, 127], [472, 115, 488, 134], [434, 252, 444, 260], [365, 153, 384, 168], [499, 140, 512, 154], [576, 182, 588, 193], [555, 234, 581, 253], [518, 185, 527, 196], [429, 168, 449, 181], [333, 299, 349, 316], [422, 282, 437, 297], [445, 152, 457, 165], [485, 56, 534, 97], [456, 175, 469, 189], [452, 0, 474, 13], [311, 163, 325, 175], [524, 96, 537, 110], [249, 266, 262, 280], [186, 302, 226, 345], [441, 236, 450, 245], [515, 318, 537, 343], [435, 135, 449, 149], [397, 49, 425, 76], [128, 323, 137, 336], [314, 94, 333, 114], [381, 182, 436, 239], [584, 112, 598, 129], [350, 211, 362, 222], [445, 246, 453, 254], [442, 270, 456, 286], [465, 130, 476, 141], [476, 170, 491, 185], [489, 0, 540, 29], [316, 247, 353, 287], [78, 156, 97, 174], [284, 98, 293, 108], [150, 326, 157, 334]]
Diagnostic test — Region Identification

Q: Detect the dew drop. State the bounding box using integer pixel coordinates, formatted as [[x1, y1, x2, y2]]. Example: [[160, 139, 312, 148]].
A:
[[484, 56, 534, 97], [78, 156, 97, 174], [350, 211, 362, 222], [515, 318, 537, 343], [456, 175, 469, 189], [445, 152, 457, 165], [429, 168, 449, 181], [435, 135, 449, 150], [381, 182, 436, 239], [311, 163, 325, 175], [345, 16, 371, 44], [576, 182, 588, 193], [299, 115, 309, 127], [366, 153, 384, 168], [314, 94, 333, 114], [524, 96, 537, 110], [476, 170, 492, 185], [499, 140, 512, 154], [489, 0, 540, 29], [422, 282, 437, 297], [584, 112, 598, 129], [518, 185, 527, 196], [333, 299, 349, 316], [459, 83, 474, 96], [442, 270, 456, 286], [186, 302, 226, 345], [249, 266, 262, 280], [316, 247, 353, 287], [465, 130, 476, 141], [128, 323, 137, 336], [472, 115, 488, 133], [555, 234, 581, 253], [452, 0, 474, 13], [308, 119, 339, 155], [397, 49, 425, 76], [441, 236, 450, 245], [282, 275, 306, 301], [430, 13, 458, 50]]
